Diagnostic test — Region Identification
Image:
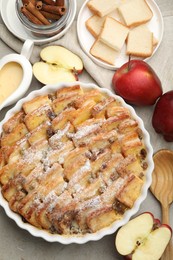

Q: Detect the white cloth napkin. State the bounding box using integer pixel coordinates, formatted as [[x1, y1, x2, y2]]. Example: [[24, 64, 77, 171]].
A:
[[0, 22, 114, 90]]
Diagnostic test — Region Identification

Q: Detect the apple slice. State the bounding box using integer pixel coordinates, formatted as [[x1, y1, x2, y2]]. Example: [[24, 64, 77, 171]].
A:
[[40, 46, 83, 74], [116, 212, 154, 255], [33, 46, 84, 85], [115, 212, 172, 260], [33, 62, 77, 84], [132, 225, 172, 260]]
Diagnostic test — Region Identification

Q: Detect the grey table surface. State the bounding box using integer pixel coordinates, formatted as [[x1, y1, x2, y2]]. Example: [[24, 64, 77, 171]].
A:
[[0, 1, 173, 260]]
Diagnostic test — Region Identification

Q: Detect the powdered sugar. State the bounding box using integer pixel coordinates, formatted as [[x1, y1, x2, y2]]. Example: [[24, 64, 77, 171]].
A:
[[49, 122, 71, 147], [68, 159, 91, 189], [0, 84, 148, 237], [71, 120, 104, 140], [34, 104, 52, 116]]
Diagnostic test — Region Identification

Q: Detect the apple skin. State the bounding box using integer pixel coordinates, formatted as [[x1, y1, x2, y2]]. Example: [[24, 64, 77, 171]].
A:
[[152, 90, 173, 141], [161, 224, 173, 235], [112, 60, 163, 106]]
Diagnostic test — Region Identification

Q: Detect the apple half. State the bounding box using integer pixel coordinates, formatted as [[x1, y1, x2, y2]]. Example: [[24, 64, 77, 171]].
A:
[[33, 46, 83, 84], [115, 212, 172, 260]]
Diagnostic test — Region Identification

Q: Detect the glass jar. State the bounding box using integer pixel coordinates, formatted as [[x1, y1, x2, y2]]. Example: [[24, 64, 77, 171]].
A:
[[15, 0, 75, 38]]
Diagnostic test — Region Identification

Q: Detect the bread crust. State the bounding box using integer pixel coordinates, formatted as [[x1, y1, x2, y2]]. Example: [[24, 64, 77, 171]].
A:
[[99, 17, 129, 51], [87, 0, 117, 17], [87, 2, 103, 17], [126, 26, 153, 58], [85, 16, 100, 38], [118, 0, 153, 27], [90, 39, 118, 65]]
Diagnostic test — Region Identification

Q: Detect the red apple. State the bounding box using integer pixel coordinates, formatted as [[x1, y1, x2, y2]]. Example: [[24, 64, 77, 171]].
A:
[[112, 60, 162, 106], [115, 212, 172, 260], [152, 90, 173, 142]]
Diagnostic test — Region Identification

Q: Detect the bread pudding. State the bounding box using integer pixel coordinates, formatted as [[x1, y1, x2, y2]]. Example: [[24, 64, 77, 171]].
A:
[[0, 84, 149, 236]]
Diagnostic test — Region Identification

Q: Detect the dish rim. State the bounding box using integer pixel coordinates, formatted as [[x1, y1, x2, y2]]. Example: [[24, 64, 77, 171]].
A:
[[0, 81, 154, 244], [77, 0, 164, 70]]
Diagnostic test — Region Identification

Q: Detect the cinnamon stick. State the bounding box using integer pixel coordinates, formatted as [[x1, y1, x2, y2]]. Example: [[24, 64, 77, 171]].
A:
[[22, 0, 29, 5], [40, 10, 61, 20], [56, 0, 64, 6], [20, 0, 66, 25], [42, 0, 56, 5], [21, 6, 43, 25], [41, 5, 66, 15], [36, 1, 43, 10], [30, 0, 36, 5], [26, 2, 50, 25], [22, 0, 36, 5]]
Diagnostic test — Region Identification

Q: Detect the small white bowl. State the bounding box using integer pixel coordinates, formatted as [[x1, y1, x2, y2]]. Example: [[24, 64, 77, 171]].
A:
[[0, 39, 33, 110], [0, 81, 154, 244]]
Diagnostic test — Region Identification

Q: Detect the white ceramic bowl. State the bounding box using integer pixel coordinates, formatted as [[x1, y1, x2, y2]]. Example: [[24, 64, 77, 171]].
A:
[[0, 81, 154, 244]]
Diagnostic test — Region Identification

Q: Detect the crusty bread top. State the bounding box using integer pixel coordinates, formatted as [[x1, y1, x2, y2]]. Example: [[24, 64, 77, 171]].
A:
[[99, 17, 129, 51], [90, 39, 119, 65], [118, 0, 153, 27], [87, 0, 118, 17], [126, 25, 153, 57], [0, 83, 148, 235]]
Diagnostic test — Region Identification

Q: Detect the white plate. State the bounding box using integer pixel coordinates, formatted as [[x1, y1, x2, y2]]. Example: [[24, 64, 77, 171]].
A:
[[0, 0, 76, 45], [0, 81, 154, 244], [77, 0, 164, 70]]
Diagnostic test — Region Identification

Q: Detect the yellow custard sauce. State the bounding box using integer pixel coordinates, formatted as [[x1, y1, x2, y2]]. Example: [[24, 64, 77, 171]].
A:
[[0, 62, 23, 104]]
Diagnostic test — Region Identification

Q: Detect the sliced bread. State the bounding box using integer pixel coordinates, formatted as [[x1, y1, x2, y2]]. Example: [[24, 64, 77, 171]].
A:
[[87, 0, 118, 17], [99, 17, 129, 51], [85, 10, 123, 38], [118, 0, 153, 27], [90, 39, 119, 65], [86, 15, 105, 38], [126, 25, 153, 57]]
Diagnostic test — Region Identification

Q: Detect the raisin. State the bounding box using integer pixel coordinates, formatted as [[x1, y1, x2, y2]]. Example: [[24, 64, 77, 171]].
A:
[[48, 93, 56, 101], [142, 162, 148, 170], [21, 216, 28, 223], [98, 186, 106, 194], [46, 127, 55, 138], [110, 172, 119, 181], [101, 163, 107, 170], [47, 110, 56, 120], [139, 172, 144, 179], [21, 188, 28, 195], [140, 148, 147, 159], [113, 200, 127, 214]]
